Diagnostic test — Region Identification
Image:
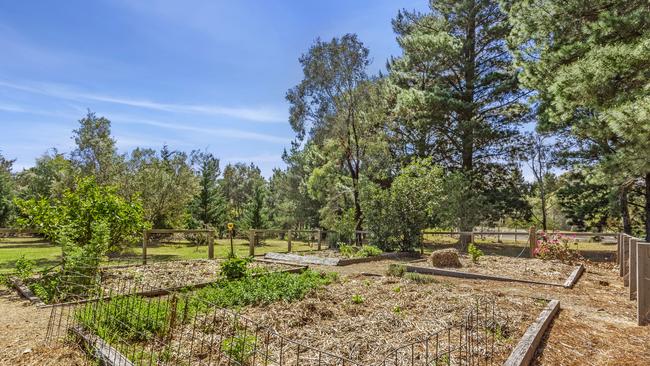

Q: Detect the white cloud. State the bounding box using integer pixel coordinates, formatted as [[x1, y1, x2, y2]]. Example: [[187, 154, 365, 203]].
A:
[[0, 80, 286, 123], [111, 115, 289, 144]]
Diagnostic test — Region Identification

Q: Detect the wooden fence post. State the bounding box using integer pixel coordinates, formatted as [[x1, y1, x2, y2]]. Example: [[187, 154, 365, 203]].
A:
[[142, 230, 148, 265], [617, 233, 622, 274], [249, 230, 255, 256], [637, 242, 650, 326], [317, 229, 322, 251], [207, 231, 214, 259], [623, 235, 630, 287], [630, 238, 638, 300], [528, 226, 537, 258], [287, 230, 292, 252]]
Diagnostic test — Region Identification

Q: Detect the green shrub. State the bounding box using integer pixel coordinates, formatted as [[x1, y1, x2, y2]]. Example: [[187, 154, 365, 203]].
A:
[[220, 257, 252, 280], [386, 264, 406, 277], [14, 255, 34, 281], [339, 244, 357, 258], [357, 245, 382, 257], [339, 244, 382, 258], [468, 243, 484, 263]]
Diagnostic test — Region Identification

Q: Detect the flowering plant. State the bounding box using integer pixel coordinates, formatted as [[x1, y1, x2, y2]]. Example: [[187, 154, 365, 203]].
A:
[[534, 231, 580, 263]]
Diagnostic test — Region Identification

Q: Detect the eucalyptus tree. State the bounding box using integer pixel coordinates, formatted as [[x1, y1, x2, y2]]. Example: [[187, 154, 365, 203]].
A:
[[286, 34, 382, 233], [0, 153, 15, 226], [71, 111, 123, 184]]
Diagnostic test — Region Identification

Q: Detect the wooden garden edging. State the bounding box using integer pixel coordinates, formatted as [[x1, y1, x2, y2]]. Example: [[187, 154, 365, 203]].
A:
[[10, 277, 46, 306], [504, 299, 560, 366], [264, 251, 418, 266], [404, 264, 584, 288], [71, 326, 133, 366], [563, 264, 585, 288]]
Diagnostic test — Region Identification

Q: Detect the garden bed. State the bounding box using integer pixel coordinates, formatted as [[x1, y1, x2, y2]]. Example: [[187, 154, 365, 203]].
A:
[[236, 275, 547, 365], [99, 259, 301, 295], [264, 250, 417, 266], [411, 254, 582, 287]]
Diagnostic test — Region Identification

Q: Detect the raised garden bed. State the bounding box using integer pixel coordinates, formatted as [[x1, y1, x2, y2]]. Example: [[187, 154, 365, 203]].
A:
[[409, 254, 584, 288], [17, 259, 304, 306], [237, 276, 547, 365], [264, 250, 418, 266], [52, 273, 548, 366]]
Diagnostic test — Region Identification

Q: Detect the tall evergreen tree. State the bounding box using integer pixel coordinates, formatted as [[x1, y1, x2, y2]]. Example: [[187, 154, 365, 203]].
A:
[[189, 151, 227, 232], [507, 0, 650, 239], [387, 0, 530, 232]]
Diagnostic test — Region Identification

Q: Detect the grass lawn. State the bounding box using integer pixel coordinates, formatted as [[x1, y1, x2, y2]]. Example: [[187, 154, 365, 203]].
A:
[[0, 237, 62, 273], [0, 236, 324, 273]]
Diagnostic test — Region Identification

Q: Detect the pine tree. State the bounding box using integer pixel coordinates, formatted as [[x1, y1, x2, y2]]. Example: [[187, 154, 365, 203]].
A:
[[387, 0, 531, 232], [189, 151, 227, 233], [507, 0, 650, 238]]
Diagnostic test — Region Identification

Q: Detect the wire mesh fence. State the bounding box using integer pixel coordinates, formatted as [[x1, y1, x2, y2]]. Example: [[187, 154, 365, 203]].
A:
[[45, 273, 502, 366]]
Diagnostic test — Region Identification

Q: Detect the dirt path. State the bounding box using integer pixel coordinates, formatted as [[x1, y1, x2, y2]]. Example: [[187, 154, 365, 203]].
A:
[[0, 288, 84, 366], [1, 258, 648, 365]]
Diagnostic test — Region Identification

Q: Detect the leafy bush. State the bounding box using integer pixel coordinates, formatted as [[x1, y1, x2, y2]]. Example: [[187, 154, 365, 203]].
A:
[[15, 177, 147, 253], [339, 244, 357, 258], [14, 255, 34, 281], [220, 257, 252, 280], [361, 159, 444, 252], [357, 245, 382, 257], [338, 244, 382, 258], [467, 243, 484, 263], [534, 232, 580, 263], [386, 264, 406, 277]]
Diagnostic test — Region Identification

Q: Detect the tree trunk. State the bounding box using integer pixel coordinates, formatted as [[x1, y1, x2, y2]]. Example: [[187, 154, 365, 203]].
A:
[[540, 190, 548, 231], [620, 185, 632, 235]]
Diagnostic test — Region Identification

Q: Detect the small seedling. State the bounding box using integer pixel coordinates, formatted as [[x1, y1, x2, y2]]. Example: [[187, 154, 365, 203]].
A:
[[468, 242, 484, 263], [393, 286, 401, 293], [351, 294, 364, 304], [392, 305, 402, 314]]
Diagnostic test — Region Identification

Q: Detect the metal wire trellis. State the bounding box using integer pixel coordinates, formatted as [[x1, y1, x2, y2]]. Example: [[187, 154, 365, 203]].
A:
[[45, 274, 502, 366]]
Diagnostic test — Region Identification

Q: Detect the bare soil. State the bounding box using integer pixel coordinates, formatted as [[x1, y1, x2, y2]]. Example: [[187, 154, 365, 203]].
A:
[[0, 289, 84, 366], [417, 254, 578, 285]]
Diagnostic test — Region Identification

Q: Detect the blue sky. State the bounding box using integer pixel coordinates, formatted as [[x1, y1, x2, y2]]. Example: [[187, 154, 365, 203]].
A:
[[0, 0, 427, 176]]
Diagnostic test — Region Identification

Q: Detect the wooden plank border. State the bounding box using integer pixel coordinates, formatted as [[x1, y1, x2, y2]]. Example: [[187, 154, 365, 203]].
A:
[[404, 262, 584, 289], [504, 299, 560, 366], [404, 265, 565, 287], [10, 277, 46, 306], [264, 251, 419, 266], [70, 326, 133, 366], [562, 264, 585, 289]]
